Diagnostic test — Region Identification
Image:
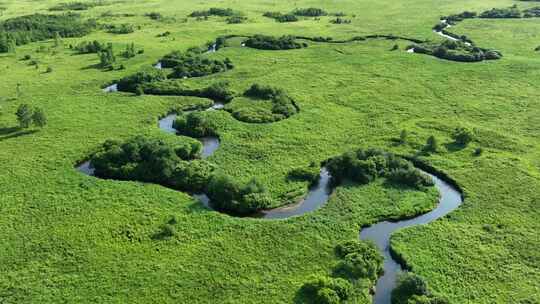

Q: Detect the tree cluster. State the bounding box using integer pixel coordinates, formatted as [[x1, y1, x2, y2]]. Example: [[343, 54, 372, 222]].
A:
[[300, 276, 353, 304], [15, 104, 47, 128], [0, 13, 95, 53], [326, 148, 434, 189], [243, 35, 307, 50], [262, 12, 299, 22], [392, 273, 449, 304], [189, 8, 236, 17], [480, 6, 522, 18], [49, 2, 105, 11], [330, 17, 351, 24], [334, 240, 383, 281], [105, 23, 135, 34], [292, 7, 328, 17], [73, 40, 104, 54], [142, 80, 235, 102], [159, 49, 233, 78], [117, 67, 167, 92], [412, 40, 502, 62], [90, 136, 214, 193], [173, 112, 218, 138]]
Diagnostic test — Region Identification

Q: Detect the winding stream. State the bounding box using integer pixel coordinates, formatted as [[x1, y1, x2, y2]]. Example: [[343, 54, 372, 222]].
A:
[[86, 41, 464, 303], [361, 172, 463, 304]]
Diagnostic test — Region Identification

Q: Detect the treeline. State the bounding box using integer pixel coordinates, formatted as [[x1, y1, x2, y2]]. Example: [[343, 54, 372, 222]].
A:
[[0, 13, 95, 52], [441, 5, 540, 22], [326, 148, 434, 189], [90, 135, 275, 215], [244, 35, 307, 50], [412, 40, 502, 62]]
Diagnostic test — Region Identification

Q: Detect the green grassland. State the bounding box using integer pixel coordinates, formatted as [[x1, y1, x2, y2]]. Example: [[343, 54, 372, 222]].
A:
[[0, 0, 539, 303]]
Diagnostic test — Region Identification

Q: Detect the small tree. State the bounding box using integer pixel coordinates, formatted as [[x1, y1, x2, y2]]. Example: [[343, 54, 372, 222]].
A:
[[453, 127, 474, 146], [53, 31, 62, 48], [16, 104, 33, 128], [399, 129, 408, 144], [425, 136, 438, 152], [32, 107, 47, 128]]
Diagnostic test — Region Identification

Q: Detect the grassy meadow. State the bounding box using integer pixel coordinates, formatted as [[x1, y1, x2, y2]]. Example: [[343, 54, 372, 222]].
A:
[[0, 0, 539, 303]]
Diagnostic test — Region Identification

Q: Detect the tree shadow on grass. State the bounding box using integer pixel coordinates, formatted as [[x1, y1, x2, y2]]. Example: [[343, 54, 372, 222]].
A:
[[444, 141, 466, 152], [0, 127, 37, 141]]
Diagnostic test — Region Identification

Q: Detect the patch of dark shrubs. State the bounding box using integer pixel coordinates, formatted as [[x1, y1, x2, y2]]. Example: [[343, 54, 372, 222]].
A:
[[226, 16, 247, 24], [412, 40, 502, 62], [0, 13, 95, 52], [292, 7, 328, 17], [159, 49, 233, 78], [142, 80, 236, 102], [105, 23, 135, 34], [90, 135, 217, 193], [326, 148, 434, 190], [173, 112, 218, 138], [330, 17, 351, 24], [443, 11, 477, 24], [523, 6, 540, 18], [117, 67, 167, 92], [226, 84, 299, 123], [391, 272, 449, 304], [244, 34, 307, 50], [206, 175, 275, 215], [189, 8, 236, 17], [73, 40, 105, 54], [334, 240, 383, 281], [263, 11, 299, 22], [300, 276, 353, 304], [479, 6, 522, 18], [49, 1, 106, 11], [145, 12, 163, 20]]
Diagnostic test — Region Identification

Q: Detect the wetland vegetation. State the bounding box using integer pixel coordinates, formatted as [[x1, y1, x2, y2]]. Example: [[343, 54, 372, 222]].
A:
[[0, 0, 539, 303]]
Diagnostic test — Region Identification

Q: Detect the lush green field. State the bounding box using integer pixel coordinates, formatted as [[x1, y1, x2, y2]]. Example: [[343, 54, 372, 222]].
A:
[[1, 0, 539, 303]]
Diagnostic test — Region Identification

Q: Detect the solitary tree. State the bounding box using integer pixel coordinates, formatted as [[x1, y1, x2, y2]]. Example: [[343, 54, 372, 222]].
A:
[[32, 107, 47, 128], [16, 104, 33, 128], [399, 129, 408, 144], [53, 32, 62, 48]]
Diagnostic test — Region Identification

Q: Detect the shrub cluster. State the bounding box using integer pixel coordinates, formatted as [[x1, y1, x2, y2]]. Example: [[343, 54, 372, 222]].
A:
[[292, 7, 328, 17], [145, 12, 163, 20], [334, 240, 383, 281], [160, 49, 233, 78], [443, 11, 477, 24], [142, 80, 235, 102], [330, 17, 351, 24], [452, 127, 474, 146], [226, 84, 299, 123], [73, 40, 104, 54], [49, 2, 105, 11], [15, 104, 47, 128], [206, 175, 274, 215], [479, 6, 522, 18], [301, 276, 352, 304], [0, 13, 95, 52], [173, 112, 218, 138], [189, 8, 236, 17], [226, 16, 247, 24], [105, 23, 135, 34], [326, 148, 434, 189], [244, 35, 307, 50], [412, 40, 502, 62], [262, 11, 299, 22], [117, 67, 167, 92], [90, 136, 214, 192], [523, 6, 540, 18], [391, 273, 449, 304]]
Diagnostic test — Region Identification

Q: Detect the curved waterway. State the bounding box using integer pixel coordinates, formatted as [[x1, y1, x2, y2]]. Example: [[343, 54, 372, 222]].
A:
[[361, 172, 463, 304]]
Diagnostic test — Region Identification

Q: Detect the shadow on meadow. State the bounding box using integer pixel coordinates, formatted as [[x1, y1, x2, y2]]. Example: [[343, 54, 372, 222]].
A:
[[0, 126, 38, 141]]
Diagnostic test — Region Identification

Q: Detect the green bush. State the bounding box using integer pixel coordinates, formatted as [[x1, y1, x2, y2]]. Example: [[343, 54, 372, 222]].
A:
[[206, 176, 273, 215], [391, 273, 429, 304], [244, 35, 306, 50], [292, 7, 328, 17], [334, 240, 383, 280], [326, 148, 433, 189], [173, 112, 218, 138], [117, 68, 167, 92], [452, 127, 474, 146], [300, 276, 352, 304]]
